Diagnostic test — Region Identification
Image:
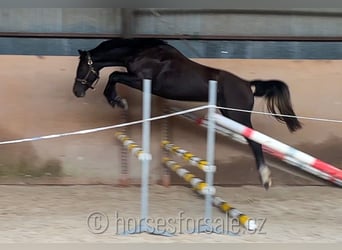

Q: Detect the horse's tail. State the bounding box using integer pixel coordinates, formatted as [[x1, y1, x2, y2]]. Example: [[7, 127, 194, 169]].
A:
[[250, 80, 302, 132]]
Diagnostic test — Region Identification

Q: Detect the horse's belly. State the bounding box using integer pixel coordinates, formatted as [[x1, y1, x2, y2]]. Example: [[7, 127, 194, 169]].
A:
[[155, 80, 209, 102]]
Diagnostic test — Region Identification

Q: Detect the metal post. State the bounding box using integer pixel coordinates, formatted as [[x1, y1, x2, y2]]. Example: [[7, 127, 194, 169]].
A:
[[205, 80, 217, 221], [123, 79, 172, 236], [140, 78, 151, 225], [198, 80, 220, 233]]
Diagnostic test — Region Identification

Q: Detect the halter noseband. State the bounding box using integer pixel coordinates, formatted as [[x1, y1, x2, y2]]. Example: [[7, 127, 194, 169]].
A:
[[75, 51, 100, 89]]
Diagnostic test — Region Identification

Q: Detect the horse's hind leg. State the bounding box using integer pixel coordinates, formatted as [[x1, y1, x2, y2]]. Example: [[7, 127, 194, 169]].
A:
[[246, 138, 272, 189], [219, 108, 272, 189], [104, 71, 142, 110]]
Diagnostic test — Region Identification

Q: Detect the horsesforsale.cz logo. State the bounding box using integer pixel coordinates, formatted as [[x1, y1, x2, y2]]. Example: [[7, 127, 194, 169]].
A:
[[86, 211, 267, 235], [87, 211, 109, 234]]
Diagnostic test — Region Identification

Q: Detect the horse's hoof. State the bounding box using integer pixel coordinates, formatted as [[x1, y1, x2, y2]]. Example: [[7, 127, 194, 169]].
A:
[[259, 166, 272, 190], [263, 180, 272, 190], [109, 100, 116, 108], [117, 98, 128, 110], [111, 97, 128, 110]]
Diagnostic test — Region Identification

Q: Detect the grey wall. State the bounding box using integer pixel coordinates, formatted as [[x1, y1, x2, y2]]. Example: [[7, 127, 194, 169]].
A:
[[1, 38, 342, 59], [134, 9, 342, 37], [1, 8, 342, 59], [2, 8, 342, 36], [0, 8, 121, 33]]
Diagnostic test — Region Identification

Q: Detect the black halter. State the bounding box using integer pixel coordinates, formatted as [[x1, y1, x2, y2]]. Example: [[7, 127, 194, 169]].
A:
[[75, 51, 100, 89]]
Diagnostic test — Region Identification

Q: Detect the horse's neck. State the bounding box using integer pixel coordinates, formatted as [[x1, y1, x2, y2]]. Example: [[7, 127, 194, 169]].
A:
[[91, 53, 126, 69], [97, 61, 125, 69], [91, 48, 131, 69]]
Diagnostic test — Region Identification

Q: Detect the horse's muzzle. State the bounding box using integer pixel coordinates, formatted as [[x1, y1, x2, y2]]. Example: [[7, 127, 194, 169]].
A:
[[74, 91, 85, 97], [73, 85, 86, 98]]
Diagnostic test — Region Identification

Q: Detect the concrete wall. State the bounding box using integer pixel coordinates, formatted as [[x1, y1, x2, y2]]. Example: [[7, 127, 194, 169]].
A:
[[135, 9, 342, 37], [0, 55, 341, 185], [0, 8, 121, 33], [2, 8, 342, 38]]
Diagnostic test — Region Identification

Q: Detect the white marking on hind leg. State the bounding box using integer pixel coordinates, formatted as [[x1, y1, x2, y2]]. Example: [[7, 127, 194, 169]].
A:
[[259, 165, 272, 188]]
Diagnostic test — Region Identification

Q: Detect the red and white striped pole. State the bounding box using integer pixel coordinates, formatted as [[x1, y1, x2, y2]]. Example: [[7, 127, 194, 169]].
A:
[[214, 113, 342, 187]]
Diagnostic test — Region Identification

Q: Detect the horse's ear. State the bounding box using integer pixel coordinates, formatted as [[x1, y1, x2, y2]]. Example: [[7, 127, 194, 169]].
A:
[[78, 49, 83, 55]]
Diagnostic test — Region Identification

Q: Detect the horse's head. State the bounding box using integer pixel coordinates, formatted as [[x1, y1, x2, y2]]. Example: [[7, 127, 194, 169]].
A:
[[73, 50, 100, 97]]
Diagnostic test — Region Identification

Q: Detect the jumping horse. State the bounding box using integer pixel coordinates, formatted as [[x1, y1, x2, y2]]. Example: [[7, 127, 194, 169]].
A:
[[72, 38, 302, 189]]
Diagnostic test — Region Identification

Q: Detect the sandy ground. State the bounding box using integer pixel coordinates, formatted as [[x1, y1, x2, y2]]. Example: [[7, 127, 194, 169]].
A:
[[0, 185, 341, 243]]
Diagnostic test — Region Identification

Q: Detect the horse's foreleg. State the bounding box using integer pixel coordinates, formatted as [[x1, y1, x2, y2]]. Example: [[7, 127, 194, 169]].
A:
[[104, 71, 141, 110]]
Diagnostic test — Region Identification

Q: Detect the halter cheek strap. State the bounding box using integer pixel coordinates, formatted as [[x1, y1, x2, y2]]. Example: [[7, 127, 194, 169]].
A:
[[75, 51, 100, 89]]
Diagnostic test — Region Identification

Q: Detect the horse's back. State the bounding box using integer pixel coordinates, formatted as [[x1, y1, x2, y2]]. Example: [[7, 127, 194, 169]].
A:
[[125, 40, 253, 103]]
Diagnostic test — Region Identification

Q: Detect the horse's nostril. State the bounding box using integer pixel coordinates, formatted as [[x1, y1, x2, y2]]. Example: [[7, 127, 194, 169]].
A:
[[73, 89, 85, 98], [77, 91, 85, 97]]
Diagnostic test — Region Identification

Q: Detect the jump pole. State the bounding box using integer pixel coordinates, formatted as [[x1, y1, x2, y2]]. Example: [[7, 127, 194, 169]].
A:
[[170, 106, 342, 187], [162, 157, 257, 231], [116, 79, 172, 236], [214, 113, 342, 186], [168, 106, 247, 145]]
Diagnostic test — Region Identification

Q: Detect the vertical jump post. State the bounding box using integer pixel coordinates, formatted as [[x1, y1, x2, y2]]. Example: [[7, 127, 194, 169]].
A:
[[122, 79, 172, 236], [200, 80, 218, 232]]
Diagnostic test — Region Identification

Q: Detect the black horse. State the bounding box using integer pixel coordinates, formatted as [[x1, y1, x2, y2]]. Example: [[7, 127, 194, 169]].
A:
[[73, 38, 302, 189]]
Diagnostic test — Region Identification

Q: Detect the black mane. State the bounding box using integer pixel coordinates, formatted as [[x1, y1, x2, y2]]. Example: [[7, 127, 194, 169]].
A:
[[91, 38, 168, 53]]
